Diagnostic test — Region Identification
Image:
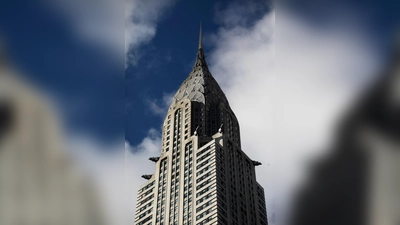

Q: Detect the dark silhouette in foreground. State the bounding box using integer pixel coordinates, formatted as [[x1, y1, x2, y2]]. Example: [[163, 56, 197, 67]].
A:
[[290, 41, 400, 225]]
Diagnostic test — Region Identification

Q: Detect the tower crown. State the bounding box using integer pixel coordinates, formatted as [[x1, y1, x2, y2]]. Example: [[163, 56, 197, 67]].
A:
[[170, 24, 228, 108], [166, 24, 241, 147]]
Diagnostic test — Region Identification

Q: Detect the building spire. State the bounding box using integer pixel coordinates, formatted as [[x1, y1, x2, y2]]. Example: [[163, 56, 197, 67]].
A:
[[198, 22, 203, 49], [191, 21, 208, 72]]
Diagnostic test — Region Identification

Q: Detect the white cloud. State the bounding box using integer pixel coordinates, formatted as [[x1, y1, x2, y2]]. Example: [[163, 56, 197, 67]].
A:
[[46, 0, 176, 67], [67, 135, 126, 225], [146, 92, 174, 117], [125, 0, 177, 67], [47, 0, 125, 62], [49, 0, 177, 223], [125, 129, 161, 223], [208, 6, 381, 225], [61, 2, 382, 224], [67, 129, 160, 225], [214, 0, 269, 27], [125, 4, 381, 224]]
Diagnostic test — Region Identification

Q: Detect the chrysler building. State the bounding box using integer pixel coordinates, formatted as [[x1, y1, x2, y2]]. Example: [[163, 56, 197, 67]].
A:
[[134, 25, 268, 225]]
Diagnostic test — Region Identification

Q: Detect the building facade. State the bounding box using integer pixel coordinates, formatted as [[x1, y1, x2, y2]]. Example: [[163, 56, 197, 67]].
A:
[[0, 52, 104, 224], [135, 26, 268, 225]]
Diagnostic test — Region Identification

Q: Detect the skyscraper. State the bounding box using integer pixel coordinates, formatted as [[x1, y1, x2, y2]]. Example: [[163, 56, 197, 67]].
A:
[[135, 25, 268, 225]]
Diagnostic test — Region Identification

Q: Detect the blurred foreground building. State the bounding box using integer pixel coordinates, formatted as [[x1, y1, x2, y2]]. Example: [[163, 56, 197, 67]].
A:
[[290, 39, 400, 225], [134, 26, 268, 225], [0, 52, 104, 224]]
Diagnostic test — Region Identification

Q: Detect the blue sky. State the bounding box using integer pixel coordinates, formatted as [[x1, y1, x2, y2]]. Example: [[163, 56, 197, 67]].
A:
[[126, 0, 269, 146], [1, 0, 400, 224], [0, 0, 123, 144], [124, 1, 398, 223], [0, 0, 398, 147]]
